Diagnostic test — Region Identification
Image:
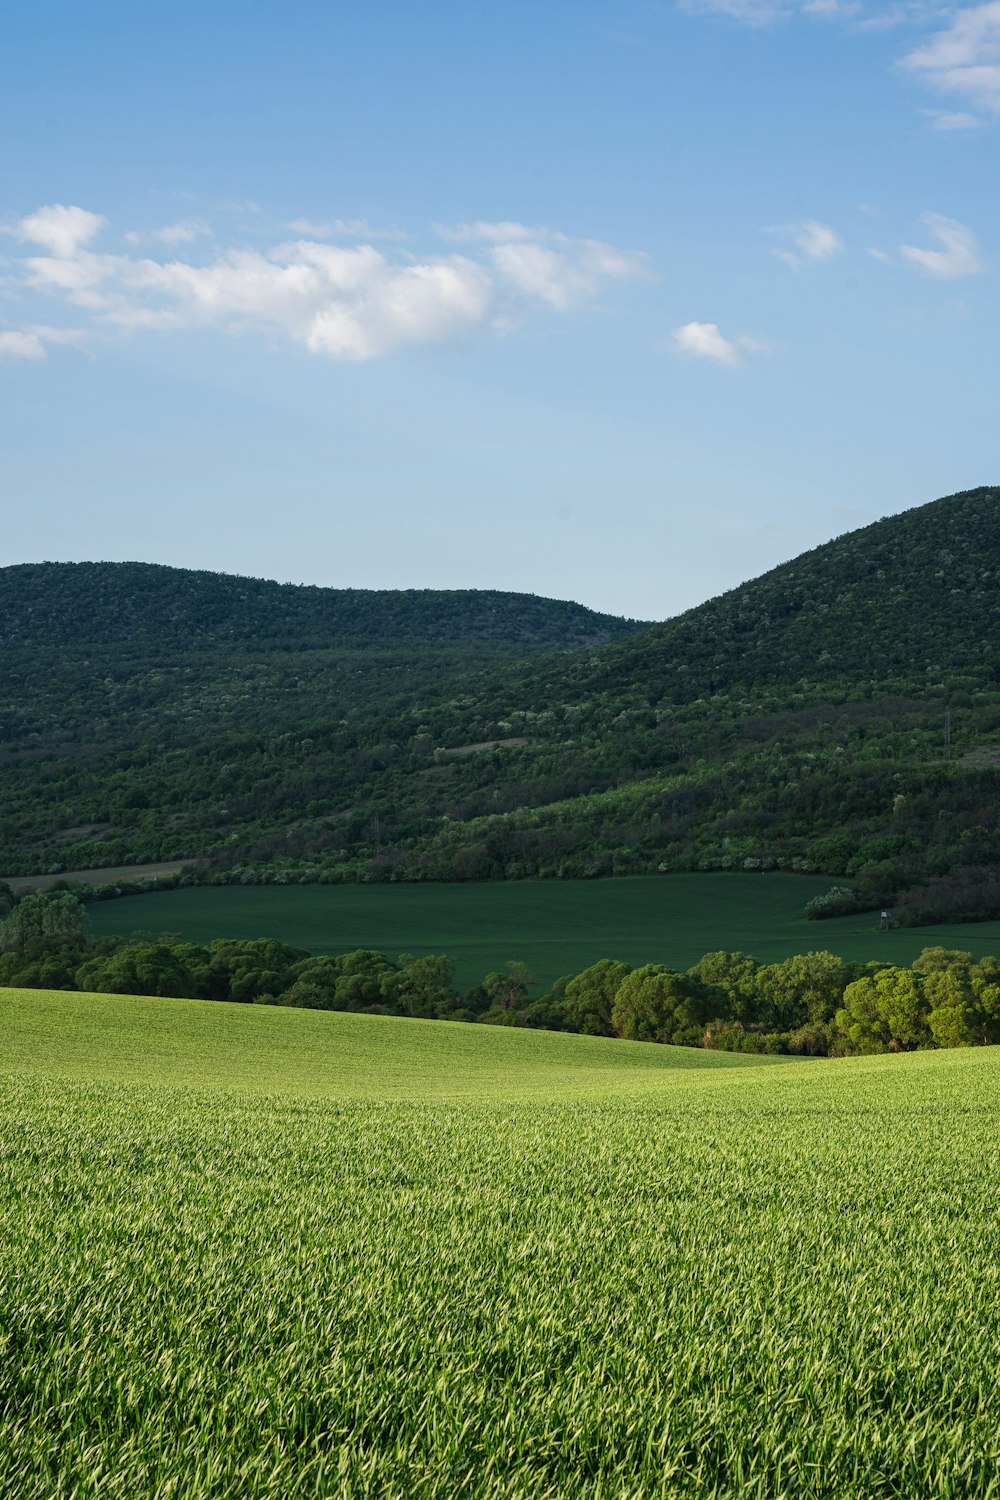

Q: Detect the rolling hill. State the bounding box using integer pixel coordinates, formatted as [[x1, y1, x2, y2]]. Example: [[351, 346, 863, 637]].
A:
[[536, 481, 1000, 700], [0, 561, 645, 651], [3, 487, 1000, 921], [1, 985, 773, 1099], [3, 990, 997, 1497]]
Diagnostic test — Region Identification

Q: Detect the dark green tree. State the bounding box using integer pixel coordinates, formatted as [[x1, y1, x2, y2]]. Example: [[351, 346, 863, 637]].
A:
[[611, 965, 711, 1045], [561, 959, 633, 1036], [76, 942, 196, 999], [0, 893, 88, 956]]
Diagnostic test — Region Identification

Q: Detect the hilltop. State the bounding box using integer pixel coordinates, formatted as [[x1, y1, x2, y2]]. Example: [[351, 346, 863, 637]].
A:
[[0, 562, 643, 650], [3, 488, 1000, 921], [491, 484, 1000, 705]]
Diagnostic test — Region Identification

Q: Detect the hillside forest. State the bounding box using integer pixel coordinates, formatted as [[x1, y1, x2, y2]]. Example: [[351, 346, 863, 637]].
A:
[[3, 486, 1000, 925]]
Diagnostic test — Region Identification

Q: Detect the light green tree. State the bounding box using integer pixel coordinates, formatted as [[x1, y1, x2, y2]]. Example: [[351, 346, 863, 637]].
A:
[[835, 967, 930, 1052], [755, 950, 848, 1028]]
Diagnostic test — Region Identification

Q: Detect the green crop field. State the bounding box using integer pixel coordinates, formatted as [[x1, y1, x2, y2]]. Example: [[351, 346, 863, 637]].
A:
[[2, 988, 999, 1497], [87, 873, 1000, 990], [0, 988, 774, 1101]]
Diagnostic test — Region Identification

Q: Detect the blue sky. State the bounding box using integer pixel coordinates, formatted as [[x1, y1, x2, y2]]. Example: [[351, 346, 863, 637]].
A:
[[1, 0, 997, 618]]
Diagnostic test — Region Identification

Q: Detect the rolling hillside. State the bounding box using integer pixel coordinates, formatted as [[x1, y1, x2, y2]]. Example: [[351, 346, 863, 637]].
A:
[[3, 487, 1000, 921], [3, 990, 997, 1497], [1, 986, 773, 1099], [0, 563, 644, 875]]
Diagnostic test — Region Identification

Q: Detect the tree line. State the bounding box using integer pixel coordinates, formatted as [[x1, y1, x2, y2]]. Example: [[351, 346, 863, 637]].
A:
[[2, 890, 998, 1056]]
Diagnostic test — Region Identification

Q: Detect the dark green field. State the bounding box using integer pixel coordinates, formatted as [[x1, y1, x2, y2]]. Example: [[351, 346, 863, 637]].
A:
[[87, 873, 1000, 990]]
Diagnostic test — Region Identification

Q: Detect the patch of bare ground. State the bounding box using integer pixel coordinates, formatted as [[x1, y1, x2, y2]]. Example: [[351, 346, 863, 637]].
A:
[[956, 745, 1000, 768], [3, 858, 209, 892]]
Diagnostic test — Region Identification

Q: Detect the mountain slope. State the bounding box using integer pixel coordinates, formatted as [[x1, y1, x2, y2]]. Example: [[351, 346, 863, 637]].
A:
[[3, 489, 1000, 924]]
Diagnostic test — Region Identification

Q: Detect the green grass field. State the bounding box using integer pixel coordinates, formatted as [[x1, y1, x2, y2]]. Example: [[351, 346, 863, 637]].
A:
[[0, 987, 774, 1102], [3, 988, 999, 1497], [88, 873, 1000, 990]]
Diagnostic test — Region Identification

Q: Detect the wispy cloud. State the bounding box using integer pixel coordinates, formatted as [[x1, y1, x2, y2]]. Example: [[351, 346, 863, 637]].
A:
[[680, 0, 997, 126], [677, 0, 791, 24], [678, 0, 873, 26], [902, 3, 1000, 115], [768, 219, 844, 269], [5, 205, 646, 362], [0, 323, 87, 360], [670, 321, 765, 365], [124, 219, 211, 247], [899, 212, 984, 276], [436, 221, 539, 243], [287, 217, 409, 242], [491, 239, 647, 309], [921, 107, 984, 129]]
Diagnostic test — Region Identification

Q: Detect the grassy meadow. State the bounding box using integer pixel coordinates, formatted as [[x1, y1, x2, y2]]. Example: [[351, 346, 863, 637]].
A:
[[2, 988, 999, 1497], [88, 872, 1000, 989]]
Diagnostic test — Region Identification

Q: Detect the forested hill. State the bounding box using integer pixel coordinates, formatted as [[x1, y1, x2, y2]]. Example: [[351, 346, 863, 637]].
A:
[[5, 487, 1000, 926], [0, 562, 647, 651], [512, 485, 1000, 705]]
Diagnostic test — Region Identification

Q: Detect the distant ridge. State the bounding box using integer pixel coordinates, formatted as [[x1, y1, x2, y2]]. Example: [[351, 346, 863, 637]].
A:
[[0, 561, 647, 651]]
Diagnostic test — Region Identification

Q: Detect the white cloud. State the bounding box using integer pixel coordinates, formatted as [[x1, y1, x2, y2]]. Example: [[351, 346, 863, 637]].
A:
[[490, 237, 646, 309], [680, 0, 1000, 125], [301, 254, 495, 359], [436, 220, 539, 243], [902, 3, 1000, 112], [899, 212, 984, 276], [922, 107, 984, 128], [0, 329, 45, 360], [437, 222, 647, 308], [670, 321, 764, 365], [0, 324, 86, 360], [7, 205, 645, 361], [769, 219, 844, 269], [124, 220, 211, 247], [15, 204, 107, 258], [287, 217, 409, 242]]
